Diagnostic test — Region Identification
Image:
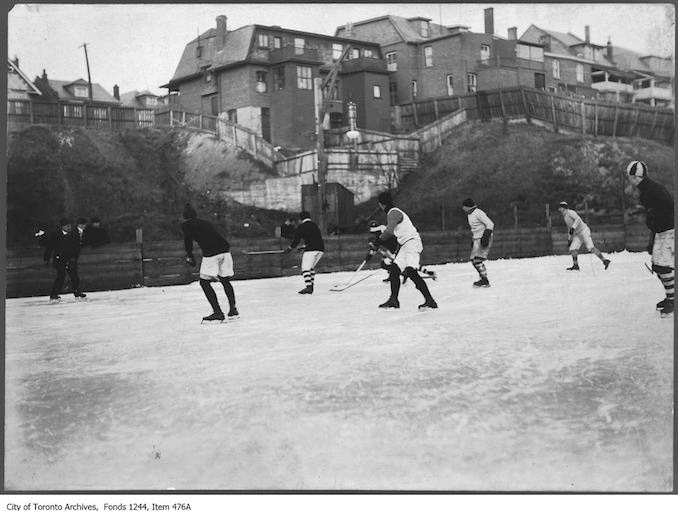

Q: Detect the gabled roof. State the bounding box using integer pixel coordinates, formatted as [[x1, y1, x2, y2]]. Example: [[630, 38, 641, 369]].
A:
[[336, 14, 454, 44], [119, 89, 160, 108], [520, 24, 616, 66], [40, 78, 118, 103], [612, 46, 674, 77], [7, 58, 42, 98]]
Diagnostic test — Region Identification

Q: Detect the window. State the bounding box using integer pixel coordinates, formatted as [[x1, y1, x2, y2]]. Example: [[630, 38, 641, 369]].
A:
[[576, 63, 584, 83], [63, 104, 83, 118], [411, 80, 418, 99], [480, 44, 490, 62], [145, 96, 158, 107], [296, 65, 312, 89], [332, 43, 343, 60], [446, 75, 454, 96], [257, 33, 269, 48], [273, 36, 282, 49], [420, 20, 430, 38], [466, 73, 477, 93], [364, 49, 374, 58], [351, 48, 360, 59], [389, 81, 398, 105], [74, 86, 89, 98], [373, 85, 382, 99], [552, 59, 560, 79], [294, 37, 305, 55], [256, 71, 268, 93], [210, 96, 219, 115], [273, 66, 285, 90], [204, 70, 212, 83], [386, 52, 397, 71], [227, 109, 237, 123], [196, 45, 202, 58], [424, 46, 433, 67], [534, 72, 546, 90], [516, 44, 544, 62]]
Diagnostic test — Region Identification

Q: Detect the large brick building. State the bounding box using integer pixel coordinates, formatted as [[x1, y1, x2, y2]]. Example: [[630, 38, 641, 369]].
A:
[[164, 15, 392, 150], [335, 8, 547, 105]]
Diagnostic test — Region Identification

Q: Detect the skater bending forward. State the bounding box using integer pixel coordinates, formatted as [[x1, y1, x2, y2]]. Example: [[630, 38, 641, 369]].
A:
[[557, 201, 611, 271], [371, 191, 437, 310], [181, 203, 239, 322], [284, 211, 325, 294]]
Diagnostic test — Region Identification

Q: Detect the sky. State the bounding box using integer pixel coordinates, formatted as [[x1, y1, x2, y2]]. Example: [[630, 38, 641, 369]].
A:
[[7, 3, 676, 97]]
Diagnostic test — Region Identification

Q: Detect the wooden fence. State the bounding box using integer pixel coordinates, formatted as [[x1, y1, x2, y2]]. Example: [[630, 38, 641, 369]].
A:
[[397, 86, 674, 144], [5, 224, 651, 298]]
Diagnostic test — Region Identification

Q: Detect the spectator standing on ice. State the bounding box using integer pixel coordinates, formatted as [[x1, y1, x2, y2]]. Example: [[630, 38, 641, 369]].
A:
[[284, 211, 324, 294], [371, 191, 437, 310], [462, 198, 494, 288], [39, 218, 86, 302], [181, 203, 239, 322], [557, 202, 611, 271], [626, 161, 674, 317]]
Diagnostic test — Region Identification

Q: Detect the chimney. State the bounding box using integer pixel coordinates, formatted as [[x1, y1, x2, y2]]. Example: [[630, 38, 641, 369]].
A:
[[345, 21, 353, 36], [585, 25, 590, 44], [12, 55, 19, 68], [216, 15, 228, 48], [484, 7, 494, 35], [606, 37, 614, 62], [539, 34, 551, 52], [113, 84, 120, 100], [508, 27, 517, 40]]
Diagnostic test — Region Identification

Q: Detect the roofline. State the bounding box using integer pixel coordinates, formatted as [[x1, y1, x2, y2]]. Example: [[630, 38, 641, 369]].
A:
[[8, 58, 42, 95], [253, 23, 381, 47], [335, 14, 391, 32]]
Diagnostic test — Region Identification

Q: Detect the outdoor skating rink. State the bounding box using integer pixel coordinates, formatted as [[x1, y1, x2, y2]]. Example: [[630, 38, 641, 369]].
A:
[[4, 251, 673, 491]]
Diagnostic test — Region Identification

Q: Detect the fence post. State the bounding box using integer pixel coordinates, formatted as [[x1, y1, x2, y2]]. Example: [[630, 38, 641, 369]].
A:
[[632, 107, 641, 136], [169, 109, 174, 126], [108, 106, 113, 129], [545, 203, 551, 231], [57, 102, 62, 126], [83, 103, 88, 127], [594, 104, 599, 136], [649, 109, 659, 139], [199, 113, 203, 130], [440, 202, 445, 231], [521, 88, 531, 124], [433, 99, 439, 121], [549, 94, 559, 133], [513, 204, 518, 229], [612, 105, 619, 137], [584, 201, 589, 223], [135, 228, 144, 286], [580, 100, 586, 135], [182, 111, 186, 126], [412, 102, 419, 127]]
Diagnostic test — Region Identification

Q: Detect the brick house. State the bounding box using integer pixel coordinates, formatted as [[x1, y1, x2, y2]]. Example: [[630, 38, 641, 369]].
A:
[[334, 8, 547, 105], [520, 24, 674, 106], [164, 15, 391, 150]]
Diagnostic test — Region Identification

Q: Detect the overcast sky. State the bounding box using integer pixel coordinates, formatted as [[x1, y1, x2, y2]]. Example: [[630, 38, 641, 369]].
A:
[[7, 3, 675, 97]]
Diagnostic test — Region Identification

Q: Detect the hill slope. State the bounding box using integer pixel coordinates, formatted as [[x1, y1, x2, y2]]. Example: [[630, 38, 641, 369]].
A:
[[391, 122, 673, 230]]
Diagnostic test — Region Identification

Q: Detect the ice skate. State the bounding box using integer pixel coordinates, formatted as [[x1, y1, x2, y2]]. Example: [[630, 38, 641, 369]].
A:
[[660, 301, 673, 318], [656, 298, 671, 311], [227, 307, 240, 320], [378, 298, 400, 309], [566, 265, 580, 271], [298, 285, 313, 294], [74, 291, 87, 299], [473, 278, 490, 288], [603, 259, 611, 270], [201, 311, 225, 323], [418, 299, 438, 311], [49, 296, 61, 304]]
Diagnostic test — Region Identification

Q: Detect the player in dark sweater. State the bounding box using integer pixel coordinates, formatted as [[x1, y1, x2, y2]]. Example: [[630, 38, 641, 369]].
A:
[[284, 211, 325, 294], [39, 218, 86, 302], [181, 203, 238, 322]]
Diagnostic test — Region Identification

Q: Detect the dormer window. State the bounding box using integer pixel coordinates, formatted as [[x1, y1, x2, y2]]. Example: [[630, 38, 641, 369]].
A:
[[420, 20, 430, 38], [294, 38, 305, 55], [257, 33, 269, 48], [480, 44, 490, 62], [145, 96, 158, 107], [74, 86, 89, 98], [273, 36, 282, 49]]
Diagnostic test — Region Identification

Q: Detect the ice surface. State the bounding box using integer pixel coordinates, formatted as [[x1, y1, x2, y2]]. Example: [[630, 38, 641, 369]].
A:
[[4, 251, 673, 491]]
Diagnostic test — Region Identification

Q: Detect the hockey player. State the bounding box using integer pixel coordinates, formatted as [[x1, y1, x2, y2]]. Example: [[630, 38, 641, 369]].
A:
[[40, 218, 86, 302], [557, 202, 611, 271], [626, 161, 674, 317], [82, 216, 111, 248], [284, 211, 325, 294], [367, 220, 398, 282], [462, 198, 494, 287], [181, 203, 239, 322], [371, 191, 437, 310]]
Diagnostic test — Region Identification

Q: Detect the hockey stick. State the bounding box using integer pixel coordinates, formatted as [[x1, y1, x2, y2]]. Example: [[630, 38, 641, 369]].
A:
[[244, 249, 286, 255], [330, 271, 378, 292], [644, 262, 654, 274]]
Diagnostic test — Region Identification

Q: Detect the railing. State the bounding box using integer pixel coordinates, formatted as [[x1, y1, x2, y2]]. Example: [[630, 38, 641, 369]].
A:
[[396, 86, 674, 144], [5, 223, 650, 298]]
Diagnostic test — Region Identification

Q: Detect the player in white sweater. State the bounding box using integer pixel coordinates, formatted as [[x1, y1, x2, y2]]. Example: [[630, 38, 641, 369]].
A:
[[557, 201, 611, 271], [462, 198, 494, 287]]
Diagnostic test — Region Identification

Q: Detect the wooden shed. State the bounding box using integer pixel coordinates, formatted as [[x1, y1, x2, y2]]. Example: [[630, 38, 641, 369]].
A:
[[301, 182, 355, 233]]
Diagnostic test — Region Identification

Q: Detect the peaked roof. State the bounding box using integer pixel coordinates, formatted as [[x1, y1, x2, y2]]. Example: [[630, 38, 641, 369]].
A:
[[336, 14, 454, 44], [7, 58, 42, 99], [40, 78, 119, 103], [520, 24, 615, 66]]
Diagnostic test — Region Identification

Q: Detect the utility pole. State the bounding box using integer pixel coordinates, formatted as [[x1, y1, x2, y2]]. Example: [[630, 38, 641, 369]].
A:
[[314, 44, 351, 235], [79, 43, 94, 103]]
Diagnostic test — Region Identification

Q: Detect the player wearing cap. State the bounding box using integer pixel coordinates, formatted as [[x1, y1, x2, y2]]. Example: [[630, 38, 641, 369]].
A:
[[557, 201, 611, 271], [39, 217, 86, 302], [462, 198, 494, 288], [626, 160, 674, 317]]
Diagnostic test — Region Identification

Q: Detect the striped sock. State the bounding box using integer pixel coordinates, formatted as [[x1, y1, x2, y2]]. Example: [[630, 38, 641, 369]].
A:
[[659, 270, 674, 301], [303, 270, 313, 287], [310, 268, 315, 286], [472, 258, 488, 279]]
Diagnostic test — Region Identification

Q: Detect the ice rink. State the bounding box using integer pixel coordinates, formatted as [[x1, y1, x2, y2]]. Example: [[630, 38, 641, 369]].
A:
[[4, 251, 673, 491]]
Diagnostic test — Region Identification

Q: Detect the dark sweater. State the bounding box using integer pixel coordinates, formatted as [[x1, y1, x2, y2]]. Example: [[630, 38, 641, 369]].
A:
[[182, 218, 231, 258], [40, 229, 81, 263], [638, 177, 674, 233], [290, 219, 325, 251]]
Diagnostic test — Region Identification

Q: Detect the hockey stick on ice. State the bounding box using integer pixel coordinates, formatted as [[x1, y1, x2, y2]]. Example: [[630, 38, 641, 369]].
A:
[[331, 259, 369, 289], [243, 249, 286, 255], [330, 271, 378, 292]]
